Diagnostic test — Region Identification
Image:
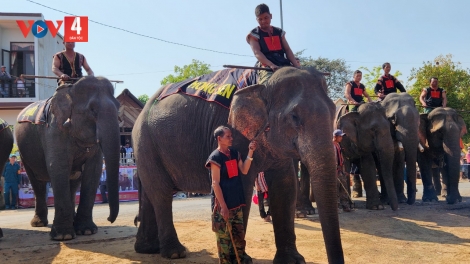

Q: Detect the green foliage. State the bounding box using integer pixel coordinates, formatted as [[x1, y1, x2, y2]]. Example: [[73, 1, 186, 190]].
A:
[[137, 94, 149, 105], [407, 54, 470, 142], [160, 59, 212, 85], [11, 143, 18, 155], [359, 66, 402, 97], [295, 51, 352, 99]]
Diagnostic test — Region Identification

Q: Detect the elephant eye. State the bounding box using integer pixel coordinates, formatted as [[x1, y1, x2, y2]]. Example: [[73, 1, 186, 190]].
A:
[[292, 114, 301, 127]]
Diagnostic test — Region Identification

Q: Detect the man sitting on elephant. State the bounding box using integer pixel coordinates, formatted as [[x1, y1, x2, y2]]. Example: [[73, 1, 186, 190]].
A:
[[419, 77, 447, 114], [52, 41, 94, 85], [344, 70, 372, 112], [374, 62, 406, 100], [246, 3, 300, 84], [206, 126, 257, 264]]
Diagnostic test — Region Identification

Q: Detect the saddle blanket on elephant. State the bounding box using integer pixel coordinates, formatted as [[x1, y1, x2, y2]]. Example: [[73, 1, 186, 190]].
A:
[[157, 68, 257, 109], [17, 98, 52, 125], [0, 118, 8, 132]]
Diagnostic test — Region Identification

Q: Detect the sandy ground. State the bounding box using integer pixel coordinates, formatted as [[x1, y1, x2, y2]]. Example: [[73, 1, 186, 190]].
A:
[[1, 180, 470, 264]]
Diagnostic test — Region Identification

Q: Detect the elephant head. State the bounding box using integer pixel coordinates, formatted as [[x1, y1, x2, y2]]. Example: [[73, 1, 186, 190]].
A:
[[50, 76, 121, 222], [418, 107, 467, 204], [229, 67, 344, 263]]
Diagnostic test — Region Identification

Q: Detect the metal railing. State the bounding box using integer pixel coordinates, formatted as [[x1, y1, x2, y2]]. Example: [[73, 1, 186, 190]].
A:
[[120, 153, 135, 166], [0, 79, 35, 98]]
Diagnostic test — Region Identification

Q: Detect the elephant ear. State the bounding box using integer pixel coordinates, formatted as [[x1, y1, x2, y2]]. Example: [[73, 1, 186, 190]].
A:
[[418, 114, 429, 147], [337, 112, 360, 145], [457, 115, 468, 137], [228, 84, 267, 140], [50, 86, 73, 130]]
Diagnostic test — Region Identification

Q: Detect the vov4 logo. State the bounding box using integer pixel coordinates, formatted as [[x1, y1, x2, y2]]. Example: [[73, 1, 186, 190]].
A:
[[16, 16, 88, 42]]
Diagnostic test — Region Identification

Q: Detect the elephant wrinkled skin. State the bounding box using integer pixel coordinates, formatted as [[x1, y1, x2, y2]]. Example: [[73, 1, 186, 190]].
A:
[[132, 67, 344, 263], [417, 107, 467, 203], [337, 102, 399, 211], [14, 76, 121, 241], [381, 93, 420, 205]]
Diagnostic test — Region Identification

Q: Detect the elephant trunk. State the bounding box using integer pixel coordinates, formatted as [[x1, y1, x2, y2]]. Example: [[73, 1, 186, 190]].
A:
[[299, 137, 344, 264], [98, 117, 120, 223]]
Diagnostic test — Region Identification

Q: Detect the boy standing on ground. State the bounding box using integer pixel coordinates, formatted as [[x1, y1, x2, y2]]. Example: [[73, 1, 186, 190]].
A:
[[246, 3, 300, 84]]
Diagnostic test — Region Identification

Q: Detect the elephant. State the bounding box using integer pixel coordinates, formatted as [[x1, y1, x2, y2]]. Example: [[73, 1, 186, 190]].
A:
[[380, 93, 420, 205], [337, 102, 399, 210], [14, 76, 121, 240], [132, 67, 344, 263], [417, 107, 467, 203], [0, 119, 14, 238]]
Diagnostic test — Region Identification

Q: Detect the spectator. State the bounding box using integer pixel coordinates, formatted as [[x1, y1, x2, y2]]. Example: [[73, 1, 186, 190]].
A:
[[3, 154, 21, 209], [100, 158, 108, 203], [206, 126, 257, 264], [120, 145, 127, 164], [0, 65, 12, 97], [15, 76, 26, 97], [255, 172, 271, 222], [333, 129, 353, 212], [125, 143, 134, 164]]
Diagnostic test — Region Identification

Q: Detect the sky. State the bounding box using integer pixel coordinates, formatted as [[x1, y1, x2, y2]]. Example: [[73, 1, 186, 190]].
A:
[[3, 0, 470, 98]]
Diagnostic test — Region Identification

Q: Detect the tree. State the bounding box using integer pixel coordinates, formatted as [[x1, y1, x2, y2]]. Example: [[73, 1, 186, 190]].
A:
[[359, 66, 402, 97], [407, 54, 470, 142], [138, 94, 149, 105], [295, 51, 352, 100], [160, 59, 212, 85]]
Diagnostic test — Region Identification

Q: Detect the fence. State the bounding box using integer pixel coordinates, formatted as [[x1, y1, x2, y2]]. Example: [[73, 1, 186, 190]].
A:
[[120, 153, 135, 166], [0, 79, 35, 98]]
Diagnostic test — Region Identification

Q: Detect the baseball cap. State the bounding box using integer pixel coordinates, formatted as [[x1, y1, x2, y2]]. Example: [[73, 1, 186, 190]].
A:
[[9, 154, 16, 158], [333, 129, 346, 137], [1, 65, 5, 68]]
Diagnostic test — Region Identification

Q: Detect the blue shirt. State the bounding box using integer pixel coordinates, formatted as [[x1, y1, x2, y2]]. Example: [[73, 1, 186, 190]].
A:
[[3, 162, 21, 184]]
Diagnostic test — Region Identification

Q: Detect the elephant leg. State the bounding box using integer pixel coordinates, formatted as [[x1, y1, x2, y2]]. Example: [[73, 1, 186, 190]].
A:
[[417, 152, 438, 202], [135, 184, 160, 254], [393, 149, 407, 204], [352, 174, 362, 198], [443, 157, 462, 204], [296, 162, 315, 217], [361, 154, 383, 210], [266, 164, 305, 264], [74, 153, 102, 236], [432, 168, 442, 196], [49, 166, 76, 240], [26, 164, 48, 227], [139, 152, 185, 259]]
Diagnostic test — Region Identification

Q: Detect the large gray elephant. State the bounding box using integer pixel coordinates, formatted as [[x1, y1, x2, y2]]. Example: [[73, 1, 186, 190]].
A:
[[337, 103, 399, 210], [380, 93, 420, 205], [417, 108, 467, 203], [132, 67, 344, 263], [0, 119, 14, 238], [14, 76, 121, 240]]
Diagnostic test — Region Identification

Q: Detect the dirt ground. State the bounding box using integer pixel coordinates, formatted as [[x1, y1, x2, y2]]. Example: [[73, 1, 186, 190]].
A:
[[1, 180, 470, 264]]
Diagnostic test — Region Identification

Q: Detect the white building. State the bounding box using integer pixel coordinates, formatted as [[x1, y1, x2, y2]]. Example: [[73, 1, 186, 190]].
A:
[[0, 12, 64, 126]]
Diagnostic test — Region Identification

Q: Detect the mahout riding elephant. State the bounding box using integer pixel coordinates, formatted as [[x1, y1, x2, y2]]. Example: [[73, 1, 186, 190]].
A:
[[0, 119, 14, 238], [132, 67, 344, 263], [417, 108, 467, 203], [337, 103, 399, 210], [14, 76, 120, 240], [380, 93, 420, 205]]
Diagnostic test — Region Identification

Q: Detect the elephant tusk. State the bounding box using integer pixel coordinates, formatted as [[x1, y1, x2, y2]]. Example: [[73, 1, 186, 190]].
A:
[[418, 143, 424, 152], [397, 141, 404, 151]]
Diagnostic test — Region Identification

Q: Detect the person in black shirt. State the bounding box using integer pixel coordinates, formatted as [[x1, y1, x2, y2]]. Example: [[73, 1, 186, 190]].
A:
[[246, 4, 300, 84], [344, 70, 372, 112], [206, 126, 257, 264], [374, 62, 406, 100], [419, 77, 447, 114], [52, 41, 94, 85]]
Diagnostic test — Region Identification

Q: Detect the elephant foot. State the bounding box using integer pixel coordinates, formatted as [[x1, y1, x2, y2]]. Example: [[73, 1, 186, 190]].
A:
[[50, 225, 76, 240], [407, 192, 416, 205], [445, 193, 462, 204], [74, 219, 98, 235], [366, 201, 385, 210], [295, 210, 308, 218], [134, 235, 160, 254], [422, 198, 439, 203], [397, 193, 407, 204], [0, 227, 3, 238], [31, 215, 48, 227], [273, 249, 306, 264], [160, 241, 187, 259], [241, 253, 253, 264]]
